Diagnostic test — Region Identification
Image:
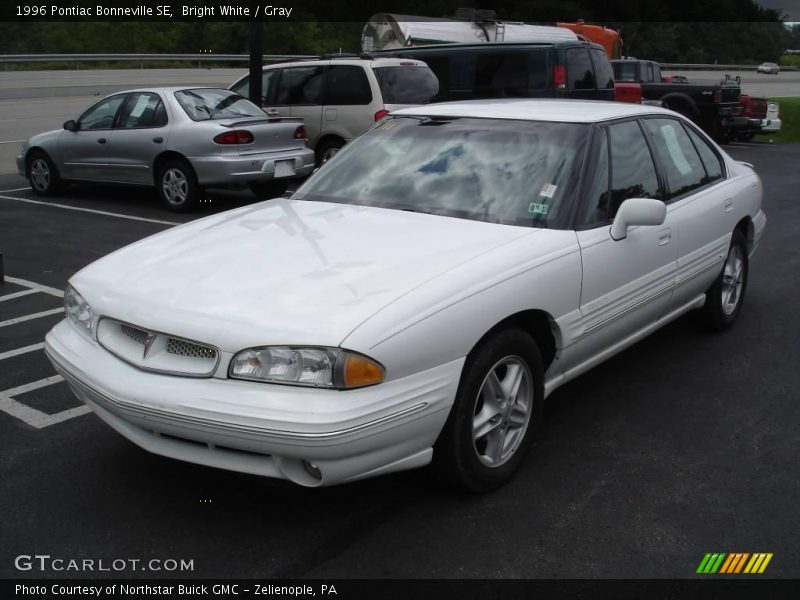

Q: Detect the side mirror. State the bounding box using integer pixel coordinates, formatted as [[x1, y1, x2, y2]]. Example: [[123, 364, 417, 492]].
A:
[[610, 198, 666, 241], [63, 120, 78, 132]]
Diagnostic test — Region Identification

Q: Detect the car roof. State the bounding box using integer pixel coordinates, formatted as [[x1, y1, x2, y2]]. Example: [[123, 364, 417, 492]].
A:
[[390, 99, 679, 124], [261, 57, 429, 69], [108, 86, 230, 95]]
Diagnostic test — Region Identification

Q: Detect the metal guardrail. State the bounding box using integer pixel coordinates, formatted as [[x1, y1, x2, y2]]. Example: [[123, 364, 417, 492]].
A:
[[661, 62, 797, 71], [0, 53, 315, 67]]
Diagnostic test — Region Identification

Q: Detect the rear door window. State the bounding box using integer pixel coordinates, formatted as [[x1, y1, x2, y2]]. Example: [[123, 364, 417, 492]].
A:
[[642, 118, 707, 198], [590, 48, 614, 89], [323, 65, 372, 105], [117, 92, 166, 128], [373, 66, 439, 104], [275, 66, 326, 105], [566, 47, 596, 90]]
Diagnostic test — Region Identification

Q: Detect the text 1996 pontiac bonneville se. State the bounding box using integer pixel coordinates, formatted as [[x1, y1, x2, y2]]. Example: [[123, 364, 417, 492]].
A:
[[45, 99, 765, 491]]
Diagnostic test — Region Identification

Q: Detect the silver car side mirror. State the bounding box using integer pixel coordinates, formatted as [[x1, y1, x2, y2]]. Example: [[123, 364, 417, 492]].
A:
[[610, 198, 666, 241]]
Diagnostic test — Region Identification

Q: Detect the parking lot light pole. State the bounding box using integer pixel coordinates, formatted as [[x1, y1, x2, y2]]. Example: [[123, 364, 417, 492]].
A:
[[248, 10, 264, 105]]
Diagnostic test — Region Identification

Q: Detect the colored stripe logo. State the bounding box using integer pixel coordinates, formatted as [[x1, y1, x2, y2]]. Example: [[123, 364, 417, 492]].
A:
[[697, 553, 773, 574]]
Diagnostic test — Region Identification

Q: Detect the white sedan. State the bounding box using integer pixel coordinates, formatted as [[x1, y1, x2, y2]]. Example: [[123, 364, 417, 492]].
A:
[[45, 100, 766, 491]]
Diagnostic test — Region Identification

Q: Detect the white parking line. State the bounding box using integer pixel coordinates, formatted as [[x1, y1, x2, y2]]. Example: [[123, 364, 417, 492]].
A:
[[0, 342, 45, 361], [4, 276, 64, 298], [0, 140, 24, 144], [0, 308, 63, 328], [0, 288, 38, 302], [0, 374, 91, 428], [0, 193, 179, 226], [0, 187, 31, 193]]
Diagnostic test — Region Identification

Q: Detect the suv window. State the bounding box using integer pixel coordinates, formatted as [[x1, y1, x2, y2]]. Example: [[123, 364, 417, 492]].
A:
[[590, 48, 614, 89], [373, 65, 439, 104], [118, 92, 167, 129], [275, 66, 325, 105], [231, 70, 278, 104], [566, 47, 596, 90], [607, 121, 661, 218], [324, 65, 372, 105], [78, 94, 126, 130], [684, 125, 724, 181], [643, 118, 707, 198]]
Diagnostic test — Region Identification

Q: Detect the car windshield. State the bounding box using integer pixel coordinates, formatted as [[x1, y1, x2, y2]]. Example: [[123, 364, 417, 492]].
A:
[[293, 116, 588, 227], [174, 88, 264, 121], [373, 65, 439, 104]]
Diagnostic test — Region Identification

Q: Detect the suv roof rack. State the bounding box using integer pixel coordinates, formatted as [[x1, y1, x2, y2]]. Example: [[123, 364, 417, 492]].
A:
[[318, 52, 376, 60]]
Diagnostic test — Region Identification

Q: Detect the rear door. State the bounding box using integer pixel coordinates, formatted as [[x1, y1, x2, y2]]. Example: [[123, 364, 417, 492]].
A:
[[59, 93, 127, 181], [273, 64, 327, 149], [321, 64, 374, 141], [106, 91, 169, 184]]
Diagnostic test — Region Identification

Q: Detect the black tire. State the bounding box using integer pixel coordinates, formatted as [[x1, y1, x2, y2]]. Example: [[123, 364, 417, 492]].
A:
[[27, 151, 61, 196], [737, 132, 756, 142], [432, 328, 544, 493], [315, 138, 344, 166], [697, 229, 749, 331], [250, 179, 289, 199], [664, 98, 700, 124], [156, 159, 199, 212]]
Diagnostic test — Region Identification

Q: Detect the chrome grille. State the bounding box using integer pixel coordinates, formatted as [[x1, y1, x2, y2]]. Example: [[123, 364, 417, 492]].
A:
[[96, 317, 220, 377], [121, 324, 149, 345], [167, 338, 217, 359]]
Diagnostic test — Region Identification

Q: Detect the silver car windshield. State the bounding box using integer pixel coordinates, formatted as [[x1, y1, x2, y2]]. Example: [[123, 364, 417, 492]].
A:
[[175, 89, 264, 121], [294, 116, 588, 227]]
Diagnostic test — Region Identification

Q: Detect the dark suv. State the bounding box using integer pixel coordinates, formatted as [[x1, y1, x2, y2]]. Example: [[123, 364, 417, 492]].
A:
[[378, 41, 615, 102]]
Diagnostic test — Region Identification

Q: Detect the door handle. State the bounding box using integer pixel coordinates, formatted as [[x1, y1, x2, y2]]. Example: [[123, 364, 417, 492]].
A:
[[723, 198, 734, 212], [97, 138, 106, 144], [658, 228, 672, 246], [265, 109, 279, 116], [152, 137, 163, 143]]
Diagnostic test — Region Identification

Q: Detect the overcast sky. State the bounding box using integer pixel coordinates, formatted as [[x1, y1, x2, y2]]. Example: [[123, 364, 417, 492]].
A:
[[757, 0, 799, 19]]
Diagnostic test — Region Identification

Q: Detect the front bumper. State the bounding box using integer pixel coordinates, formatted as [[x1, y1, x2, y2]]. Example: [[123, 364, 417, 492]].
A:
[[758, 117, 782, 134], [189, 147, 315, 187], [45, 319, 460, 487]]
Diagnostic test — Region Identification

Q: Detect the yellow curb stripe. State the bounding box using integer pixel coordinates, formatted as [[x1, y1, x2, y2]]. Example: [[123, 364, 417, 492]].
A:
[[749, 554, 766, 573]]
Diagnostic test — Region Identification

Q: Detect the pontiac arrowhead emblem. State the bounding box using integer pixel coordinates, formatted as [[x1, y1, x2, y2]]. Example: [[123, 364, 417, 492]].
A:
[[142, 332, 157, 358]]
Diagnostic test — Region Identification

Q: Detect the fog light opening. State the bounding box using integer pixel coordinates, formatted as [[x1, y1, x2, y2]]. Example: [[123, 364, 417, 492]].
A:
[[303, 460, 322, 481]]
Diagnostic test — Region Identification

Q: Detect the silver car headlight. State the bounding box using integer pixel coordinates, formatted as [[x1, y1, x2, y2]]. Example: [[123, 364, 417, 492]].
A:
[[229, 346, 385, 389], [64, 283, 94, 333]]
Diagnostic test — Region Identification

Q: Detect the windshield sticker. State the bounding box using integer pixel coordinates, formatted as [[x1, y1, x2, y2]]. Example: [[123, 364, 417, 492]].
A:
[[540, 183, 557, 198], [660, 124, 693, 176], [529, 202, 550, 215]]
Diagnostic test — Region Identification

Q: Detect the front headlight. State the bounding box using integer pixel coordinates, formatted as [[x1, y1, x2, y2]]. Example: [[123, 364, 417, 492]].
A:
[[64, 283, 94, 333], [229, 346, 385, 389]]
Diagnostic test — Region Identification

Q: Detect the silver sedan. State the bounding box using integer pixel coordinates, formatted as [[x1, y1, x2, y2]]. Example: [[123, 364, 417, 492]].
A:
[[16, 87, 315, 211]]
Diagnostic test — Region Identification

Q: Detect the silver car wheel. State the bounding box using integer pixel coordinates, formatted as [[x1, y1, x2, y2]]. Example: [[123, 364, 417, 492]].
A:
[[721, 244, 745, 316], [472, 356, 533, 468], [162, 168, 188, 205], [30, 158, 50, 192]]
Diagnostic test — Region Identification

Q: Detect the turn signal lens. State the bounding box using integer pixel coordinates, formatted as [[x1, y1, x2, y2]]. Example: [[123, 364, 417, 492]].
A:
[[553, 64, 566, 89], [374, 109, 390, 121], [294, 125, 308, 139], [343, 354, 385, 389]]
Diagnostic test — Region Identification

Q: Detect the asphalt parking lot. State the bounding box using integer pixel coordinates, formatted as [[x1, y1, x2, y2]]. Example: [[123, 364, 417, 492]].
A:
[[1, 141, 799, 580]]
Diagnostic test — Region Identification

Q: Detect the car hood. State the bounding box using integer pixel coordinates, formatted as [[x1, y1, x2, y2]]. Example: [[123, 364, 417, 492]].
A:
[[73, 199, 536, 351]]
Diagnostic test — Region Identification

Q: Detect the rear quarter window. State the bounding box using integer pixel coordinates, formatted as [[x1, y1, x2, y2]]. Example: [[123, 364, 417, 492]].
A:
[[373, 65, 439, 104]]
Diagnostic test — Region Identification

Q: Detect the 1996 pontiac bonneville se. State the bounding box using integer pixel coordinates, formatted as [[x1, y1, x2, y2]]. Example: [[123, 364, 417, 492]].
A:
[[45, 100, 766, 491]]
